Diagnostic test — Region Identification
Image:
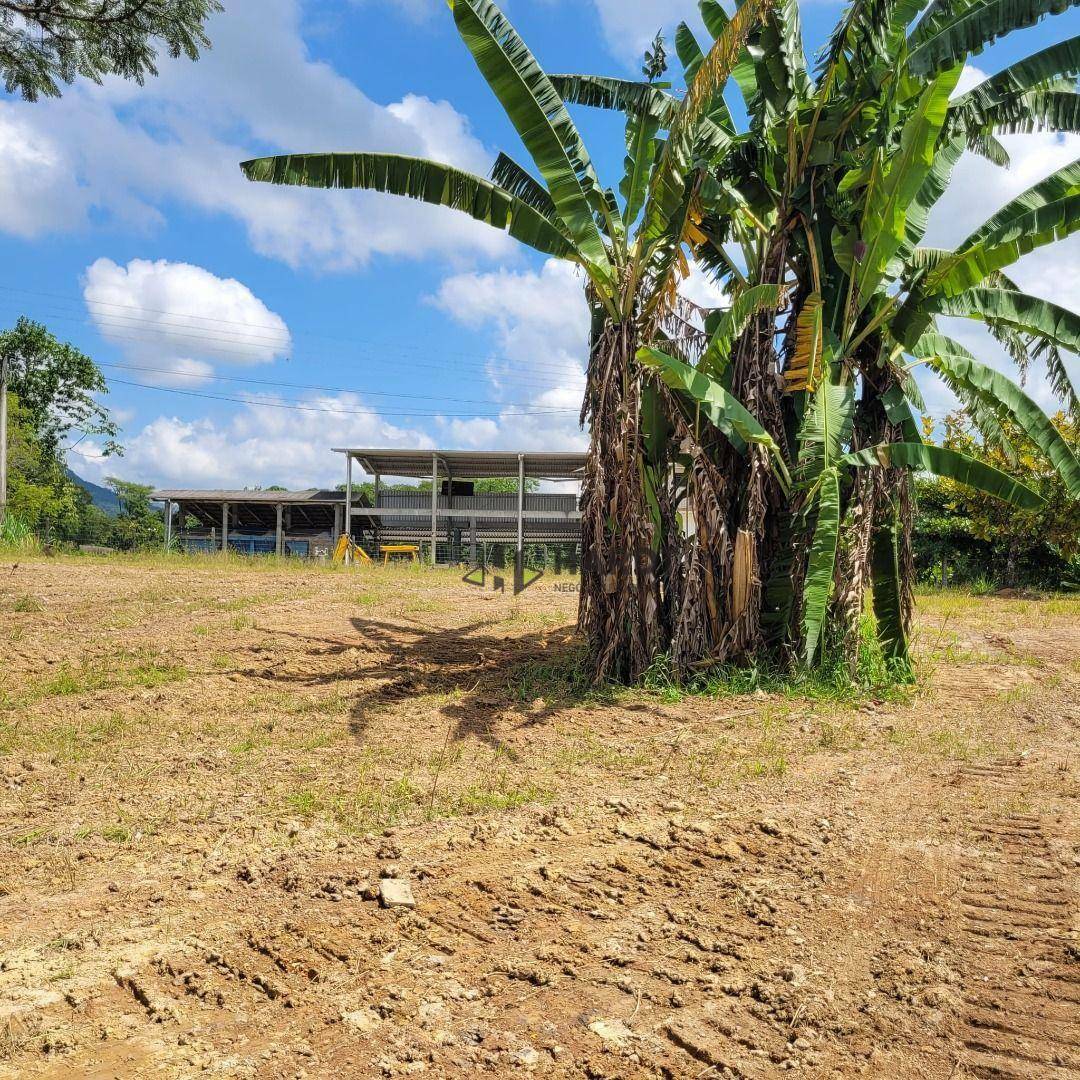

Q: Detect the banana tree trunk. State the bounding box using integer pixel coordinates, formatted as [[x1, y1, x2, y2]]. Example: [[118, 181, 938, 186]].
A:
[[578, 317, 664, 683]]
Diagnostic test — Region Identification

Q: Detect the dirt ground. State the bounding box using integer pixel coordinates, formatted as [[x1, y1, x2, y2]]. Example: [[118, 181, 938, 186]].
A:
[[0, 554, 1077, 1079]]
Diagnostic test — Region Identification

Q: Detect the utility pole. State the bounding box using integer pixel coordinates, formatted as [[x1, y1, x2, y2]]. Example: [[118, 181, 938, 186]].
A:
[[0, 351, 8, 527]]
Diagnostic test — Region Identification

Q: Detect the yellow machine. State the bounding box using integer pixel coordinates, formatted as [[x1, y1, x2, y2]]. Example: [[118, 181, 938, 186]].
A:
[[332, 535, 373, 564], [380, 544, 420, 565]]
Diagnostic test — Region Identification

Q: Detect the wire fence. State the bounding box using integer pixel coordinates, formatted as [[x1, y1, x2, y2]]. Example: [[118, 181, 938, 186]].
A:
[[1, 526, 582, 573]]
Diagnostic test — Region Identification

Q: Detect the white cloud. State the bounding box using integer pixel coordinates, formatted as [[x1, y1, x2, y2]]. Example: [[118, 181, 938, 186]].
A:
[[73, 393, 426, 490], [83, 258, 291, 385], [0, 106, 87, 238], [430, 259, 590, 451], [0, 0, 510, 270], [588, 0, 703, 65]]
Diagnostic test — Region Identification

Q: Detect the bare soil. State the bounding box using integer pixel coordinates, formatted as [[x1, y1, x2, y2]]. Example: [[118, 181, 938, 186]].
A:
[[0, 555, 1077, 1079]]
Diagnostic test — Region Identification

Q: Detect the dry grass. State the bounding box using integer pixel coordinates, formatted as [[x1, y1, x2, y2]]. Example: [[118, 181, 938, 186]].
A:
[[0, 553, 1075, 858]]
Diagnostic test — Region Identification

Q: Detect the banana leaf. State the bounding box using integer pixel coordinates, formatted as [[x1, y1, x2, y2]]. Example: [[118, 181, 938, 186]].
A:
[[239, 153, 576, 260], [638, 345, 792, 490], [490, 152, 559, 219], [913, 333, 1080, 494], [951, 35, 1080, 114], [449, 0, 612, 279], [854, 64, 961, 309], [870, 504, 908, 661], [841, 442, 1045, 508], [796, 380, 856, 486], [548, 74, 677, 124], [959, 158, 1080, 249], [908, 0, 1080, 76], [802, 467, 841, 665], [700, 283, 782, 376]]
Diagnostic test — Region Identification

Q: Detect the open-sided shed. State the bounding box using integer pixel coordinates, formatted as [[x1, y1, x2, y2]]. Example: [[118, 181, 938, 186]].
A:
[[152, 489, 353, 558], [337, 448, 585, 565]]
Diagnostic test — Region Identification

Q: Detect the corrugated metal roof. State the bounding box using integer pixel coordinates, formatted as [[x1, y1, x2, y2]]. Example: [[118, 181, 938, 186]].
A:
[[151, 489, 345, 504], [335, 448, 587, 479]]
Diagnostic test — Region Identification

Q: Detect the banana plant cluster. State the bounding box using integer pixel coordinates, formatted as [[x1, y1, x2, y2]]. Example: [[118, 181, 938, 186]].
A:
[[241, 0, 1080, 682], [617, 0, 1080, 673]]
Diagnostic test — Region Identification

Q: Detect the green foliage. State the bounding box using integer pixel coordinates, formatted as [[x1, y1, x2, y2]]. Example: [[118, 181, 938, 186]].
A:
[[0, 0, 222, 101], [0, 319, 164, 551], [914, 410, 1080, 589], [1, 318, 120, 457]]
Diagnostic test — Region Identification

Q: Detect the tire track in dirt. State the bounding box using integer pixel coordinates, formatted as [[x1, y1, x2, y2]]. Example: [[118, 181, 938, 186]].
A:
[[952, 761, 1079, 1080]]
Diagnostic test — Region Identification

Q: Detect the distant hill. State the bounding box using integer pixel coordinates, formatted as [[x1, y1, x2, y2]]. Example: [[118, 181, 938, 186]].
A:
[[66, 469, 122, 516]]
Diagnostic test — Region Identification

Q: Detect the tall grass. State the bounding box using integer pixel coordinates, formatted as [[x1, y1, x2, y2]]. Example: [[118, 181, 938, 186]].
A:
[[0, 514, 40, 554]]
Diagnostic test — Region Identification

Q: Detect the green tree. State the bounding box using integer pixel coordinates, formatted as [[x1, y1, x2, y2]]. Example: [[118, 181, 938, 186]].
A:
[[631, 0, 1080, 673], [105, 476, 164, 549], [1, 317, 121, 457], [4, 393, 89, 534], [1, 319, 124, 542], [917, 410, 1080, 589], [0, 0, 222, 101]]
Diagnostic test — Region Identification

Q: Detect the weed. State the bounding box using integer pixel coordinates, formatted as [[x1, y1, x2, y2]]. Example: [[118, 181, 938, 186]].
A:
[[12, 595, 42, 614], [29, 651, 187, 699], [285, 789, 318, 816], [451, 775, 547, 815], [649, 617, 914, 704], [741, 756, 789, 779]]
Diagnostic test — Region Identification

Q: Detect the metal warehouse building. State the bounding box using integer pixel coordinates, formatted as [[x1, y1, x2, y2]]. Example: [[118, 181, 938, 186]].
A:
[[153, 447, 585, 565]]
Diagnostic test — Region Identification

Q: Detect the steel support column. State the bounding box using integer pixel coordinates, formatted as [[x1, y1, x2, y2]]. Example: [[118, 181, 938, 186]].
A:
[[430, 452, 438, 566], [344, 452, 353, 565], [516, 452, 525, 585]]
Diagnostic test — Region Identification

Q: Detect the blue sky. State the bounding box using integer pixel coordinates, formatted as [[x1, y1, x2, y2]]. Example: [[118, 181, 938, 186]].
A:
[[1, 0, 1076, 491]]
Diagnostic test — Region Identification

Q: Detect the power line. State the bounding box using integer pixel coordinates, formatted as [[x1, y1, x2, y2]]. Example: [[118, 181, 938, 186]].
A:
[[96, 361, 579, 411], [0, 302, 587, 393], [0, 284, 590, 381], [104, 376, 580, 418]]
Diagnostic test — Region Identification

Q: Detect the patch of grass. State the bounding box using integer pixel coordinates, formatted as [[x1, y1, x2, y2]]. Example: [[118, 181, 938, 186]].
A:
[[553, 729, 656, 773], [192, 624, 210, 637], [816, 718, 862, 751], [285, 788, 318, 816], [46, 713, 127, 763], [12, 827, 50, 846], [296, 730, 341, 751], [28, 650, 188, 700], [511, 646, 619, 706], [450, 775, 547, 815], [127, 654, 188, 688], [229, 733, 264, 755], [230, 614, 254, 631], [740, 755, 788, 779], [12, 595, 42, 614], [38, 663, 109, 697], [643, 617, 914, 705], [100, 823, 132, 843]]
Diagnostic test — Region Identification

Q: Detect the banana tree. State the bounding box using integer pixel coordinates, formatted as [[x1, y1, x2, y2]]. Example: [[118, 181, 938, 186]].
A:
[[629, 0, 1080, 673], [241, 0, 773, 683]]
